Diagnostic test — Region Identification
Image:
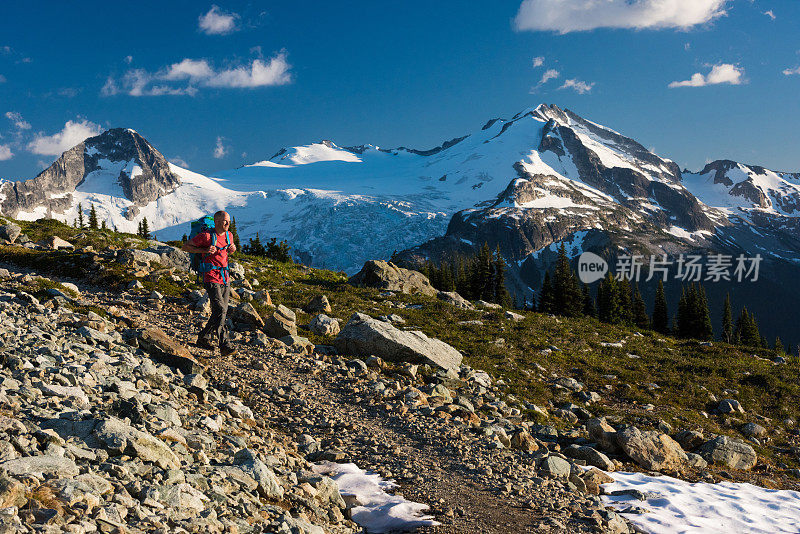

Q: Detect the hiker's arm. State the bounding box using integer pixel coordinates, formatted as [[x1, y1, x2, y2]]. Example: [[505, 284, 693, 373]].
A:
[[181, 242, 217, 254]]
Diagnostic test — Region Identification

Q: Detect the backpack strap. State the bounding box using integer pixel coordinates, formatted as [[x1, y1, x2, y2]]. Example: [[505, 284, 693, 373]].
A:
[[198, 230, 232, 285]]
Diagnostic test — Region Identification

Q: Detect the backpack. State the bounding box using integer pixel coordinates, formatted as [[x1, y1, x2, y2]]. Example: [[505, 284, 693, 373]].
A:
[[188, 216, 231, 284]]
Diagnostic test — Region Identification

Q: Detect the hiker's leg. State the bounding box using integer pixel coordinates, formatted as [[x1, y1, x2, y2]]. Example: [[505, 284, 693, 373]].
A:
[[218, 283, 231, 347], [197, 283, 216, 342], [204, 282, 225, 345]]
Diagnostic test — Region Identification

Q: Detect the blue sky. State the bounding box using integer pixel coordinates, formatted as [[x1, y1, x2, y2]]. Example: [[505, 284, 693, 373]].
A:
[[1, 0, 798, 180]]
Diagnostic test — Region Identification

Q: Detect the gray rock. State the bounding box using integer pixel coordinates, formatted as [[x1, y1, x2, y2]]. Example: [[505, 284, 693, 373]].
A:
[[697, 436, 757, 470], [303, 295, 332, 314], [93, 417, 181, 469], [233, 302, 264, 329], [309, 314, 340, 336], [504, 310, 524, 322], [564, 445, 615, 471], [717, 399, 744, 414], [0, 223, 21, 243], [233, 450, 284, 499], [539, 456, 571, 478], [334, 312, 463, 372], [264, 304, 297, 338], [686, 452, 708, 469], [349, 260, 436, 296], [616, 426, 687, 471], [674, 429, 705, 451], [0, 455, 79, 478], [741, 422, 766, 438], [436, 291, 475, 310]]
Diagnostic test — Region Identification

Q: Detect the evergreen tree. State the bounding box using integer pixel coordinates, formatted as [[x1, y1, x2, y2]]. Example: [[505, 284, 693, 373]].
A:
[[101, 220, 107, 231], [552, 243, 583, 317], [265, 238, 293, 263], [632, 284, 650, 330], [137, 221, 142, 237], [676, 285, 713, 340], [182, 234, 188, 242], [698, 285, 714, 341], [721, 293, 733, 343], [774, 336, 786, 356], [230, 216, 241, 250], [243, 233, 266, 256], [582, 284, 596, 317], [493, 246, 512, 307], [88, 204, 98, 230], [652, 280, 669, 334], [617, 280, 633, 326], [734, 307, 761, 347], [77, 203, 84, 229], [538, 271, 556, 314], [141, 218, 150, 239], [597, 273, 624, 324]]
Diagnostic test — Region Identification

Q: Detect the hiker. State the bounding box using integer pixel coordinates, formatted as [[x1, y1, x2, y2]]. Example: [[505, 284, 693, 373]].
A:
[[181, 210, 237, 356]]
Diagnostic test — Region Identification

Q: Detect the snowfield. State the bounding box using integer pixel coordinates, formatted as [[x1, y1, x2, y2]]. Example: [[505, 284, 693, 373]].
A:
[[602, 471, 800, 534]]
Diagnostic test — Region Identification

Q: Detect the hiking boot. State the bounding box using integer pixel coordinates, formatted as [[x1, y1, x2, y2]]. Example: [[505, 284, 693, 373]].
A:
[[221, 345, 237, 357], [195, 338, 215, 350]]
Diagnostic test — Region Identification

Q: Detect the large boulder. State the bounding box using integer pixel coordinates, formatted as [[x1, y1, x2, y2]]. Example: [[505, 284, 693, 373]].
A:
[[303, 295, 332, 314], [93, 417, 180, 470], [0, 222, 21, 243], [697, 436, 757, 470], [263, 304, 297, 338], [437, 291, 475, 310], [349, 260, 436, 296], [137, 328, 204, 374], [144, 245, 190, 271], [232, 302, 265, 329], [309, 314, 340, 336], [616, 426, 687, 471], [334, 312, 462, 372]]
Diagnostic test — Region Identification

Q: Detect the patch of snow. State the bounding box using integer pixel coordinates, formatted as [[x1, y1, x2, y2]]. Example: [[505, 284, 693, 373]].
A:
[[313, 462, 439, 534], [602, 471, 800, 534]]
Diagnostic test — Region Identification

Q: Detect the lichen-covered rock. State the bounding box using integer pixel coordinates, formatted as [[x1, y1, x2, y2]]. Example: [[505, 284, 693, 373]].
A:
[[697, 436, 757, 470], [616, 426, 687, 471], [349, 260, 436, 296]]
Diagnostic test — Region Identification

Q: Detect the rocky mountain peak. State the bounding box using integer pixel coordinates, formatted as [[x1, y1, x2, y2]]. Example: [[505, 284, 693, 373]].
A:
[[0, 128, 180, 219]]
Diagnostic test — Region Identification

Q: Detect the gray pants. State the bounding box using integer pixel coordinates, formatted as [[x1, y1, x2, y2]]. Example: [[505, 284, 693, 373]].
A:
[[199, 282, 230, 348]]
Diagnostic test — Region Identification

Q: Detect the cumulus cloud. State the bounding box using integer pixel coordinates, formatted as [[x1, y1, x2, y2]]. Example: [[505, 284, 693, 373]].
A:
[[102, 52, 291, 96], [669, 63, 744, 88], [763, 10, 776, 21], [0, 145, 12, 161], [199, 5, 239, 35], [784, 66, 800, 76], [540, 68, 560, 84], [170, 156, 189, 167], [213, 137, 228, 159], [27, 119, 103, 155], [514, 0, 728, 33], [532, 56, 544, 68], [559, 79, 595, 94], [5, 111, 31, 130]]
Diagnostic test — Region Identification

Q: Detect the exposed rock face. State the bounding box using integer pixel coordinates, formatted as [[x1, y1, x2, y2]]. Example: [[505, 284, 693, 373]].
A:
[[437, 291, 474, 310], [0, 128, 181, 218], [697, 436, 757, 470], [616, 426, 687, 471], [334, 312, 463, 372], [349, 260, 436, 296], [0, 222, 21, 243]]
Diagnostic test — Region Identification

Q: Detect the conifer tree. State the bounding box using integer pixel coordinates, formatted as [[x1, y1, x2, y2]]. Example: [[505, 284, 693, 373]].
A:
[[734, 307, 761, 347], [141, 218, 150, 239], [652, 280, 669, 334], [597, 273, 622, 324], [88, 204, 98, 230], [77, 203, 84, 229], [698, 285, 714, 341], [774, 336, 785, 356], [101, 220, 107, 231], [721, 293, 733, 343], [632, 283, 650, 330], [552, 243, 582, 317], [493, 246, 511, 307], [230, 216, 241, 250], [582, 284, 596, 317], [538, 271, 555, 314], [137, 221, 143, 236]]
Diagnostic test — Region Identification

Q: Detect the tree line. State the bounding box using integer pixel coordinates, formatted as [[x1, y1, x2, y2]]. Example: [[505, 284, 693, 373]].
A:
[[532, 244, 780, 351]]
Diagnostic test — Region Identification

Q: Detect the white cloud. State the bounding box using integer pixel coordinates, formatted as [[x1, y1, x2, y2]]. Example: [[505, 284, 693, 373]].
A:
[[28, 119, 103, 155], [102, 52, 291, 96], [532, 56, 544, 68], [0, 144, 12, 161], [559, 79, 594, 94], [213, 136, 228, 159], [669, 63, 744, 88], [539, 68, 560, 84], [0, 74, 5, 83], [198, 5, 239, 35], [783, 66, 800, 76], [5, 111, 31, 130], [170, 156, 189, 167], [124, 55, 133, 64], [764, 10, 776, 21], [514, 0, 728, 33]]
